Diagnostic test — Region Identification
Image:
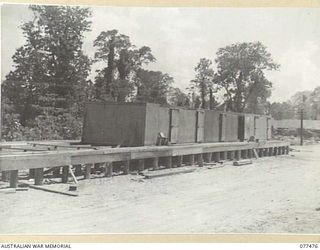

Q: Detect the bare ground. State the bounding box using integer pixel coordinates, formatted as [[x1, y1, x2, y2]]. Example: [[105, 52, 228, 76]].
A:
[[0, 144, 320, 234]]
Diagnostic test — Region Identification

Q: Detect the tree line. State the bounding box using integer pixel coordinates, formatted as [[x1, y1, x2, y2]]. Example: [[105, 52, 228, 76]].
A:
[[1, 5, 282, 141]]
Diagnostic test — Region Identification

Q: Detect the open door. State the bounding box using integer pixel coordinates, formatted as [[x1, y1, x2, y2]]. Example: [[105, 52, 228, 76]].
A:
[[169, 109, 179, 143], [238, 115, 245, 141], [196, 110, 205, 142]]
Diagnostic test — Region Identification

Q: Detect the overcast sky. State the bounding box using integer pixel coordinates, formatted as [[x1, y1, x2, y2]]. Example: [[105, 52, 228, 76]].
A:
[[1, 4, 320, 102]]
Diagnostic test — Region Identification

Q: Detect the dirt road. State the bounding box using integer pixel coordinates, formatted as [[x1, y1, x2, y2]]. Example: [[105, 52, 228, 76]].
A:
[[0, 144, 319, 234]]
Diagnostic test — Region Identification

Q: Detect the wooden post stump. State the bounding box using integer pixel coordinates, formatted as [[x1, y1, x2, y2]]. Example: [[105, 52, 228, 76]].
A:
[[213, 152, 220, 162], [62, 166, 69, 183], [34, 168, 44, 186], [205, 153, 212, 163], [105, 162, 113, 177], [189, 154, 195, 166], [269, 147, 273, 156], [84, 164, 91, 179], [152, 157, 159, 170], [220, 151, 227, 160], [164, 157, 172, 169], [123, 160, 130, 175], [258, 149, 263, 157], [176, 155, 183, 167], [138, 159, 145, 171], [197, 154, 203, 167], [241, 150, 247, 159], [9, 170, 18, 188], [247, 149, 253, 159], [228, 151, 235, 160], [235, 150, 241, 161]]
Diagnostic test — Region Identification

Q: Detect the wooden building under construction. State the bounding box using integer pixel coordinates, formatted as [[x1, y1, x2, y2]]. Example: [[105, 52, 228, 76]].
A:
[[82, 102, 273, 147]]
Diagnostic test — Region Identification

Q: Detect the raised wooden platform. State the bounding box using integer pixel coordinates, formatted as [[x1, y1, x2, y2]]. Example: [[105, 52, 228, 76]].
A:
[[0, 140, 290, 188]]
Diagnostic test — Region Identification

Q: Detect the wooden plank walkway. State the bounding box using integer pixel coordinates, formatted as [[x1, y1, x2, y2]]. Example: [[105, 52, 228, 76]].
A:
[[0, 140, 290, 188]]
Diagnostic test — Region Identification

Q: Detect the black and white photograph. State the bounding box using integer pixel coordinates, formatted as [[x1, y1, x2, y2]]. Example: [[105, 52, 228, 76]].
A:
[[0, 2, 319, 235]]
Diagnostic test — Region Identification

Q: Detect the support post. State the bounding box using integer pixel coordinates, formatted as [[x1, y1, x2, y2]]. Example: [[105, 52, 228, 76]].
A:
[[258, 149, 262, 157], [9, 170, 18, 188], [138, 159, 145, 172], [176, 155, 183, 168], [84, 164, 91, 179], [123, 160, 130, 175], [241, 150, 247, 159], [165, 157, 172, 169], [197, 154, 203, 167], [247, 149, 253, 159], [34, 168, 44, 186], [105, 162, 113, 177], [189, 154, 195, 166], [62, 166, 69, 183], [152, 157, 159, 170], [213, 152, 220, 162], [220, 151, 227, 160], [269, 147, 273, 156], [274, 147, 278, 156], [205, 153, 212, 163], [228, 151, 235, 160], [235, 150, 241, 161]]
